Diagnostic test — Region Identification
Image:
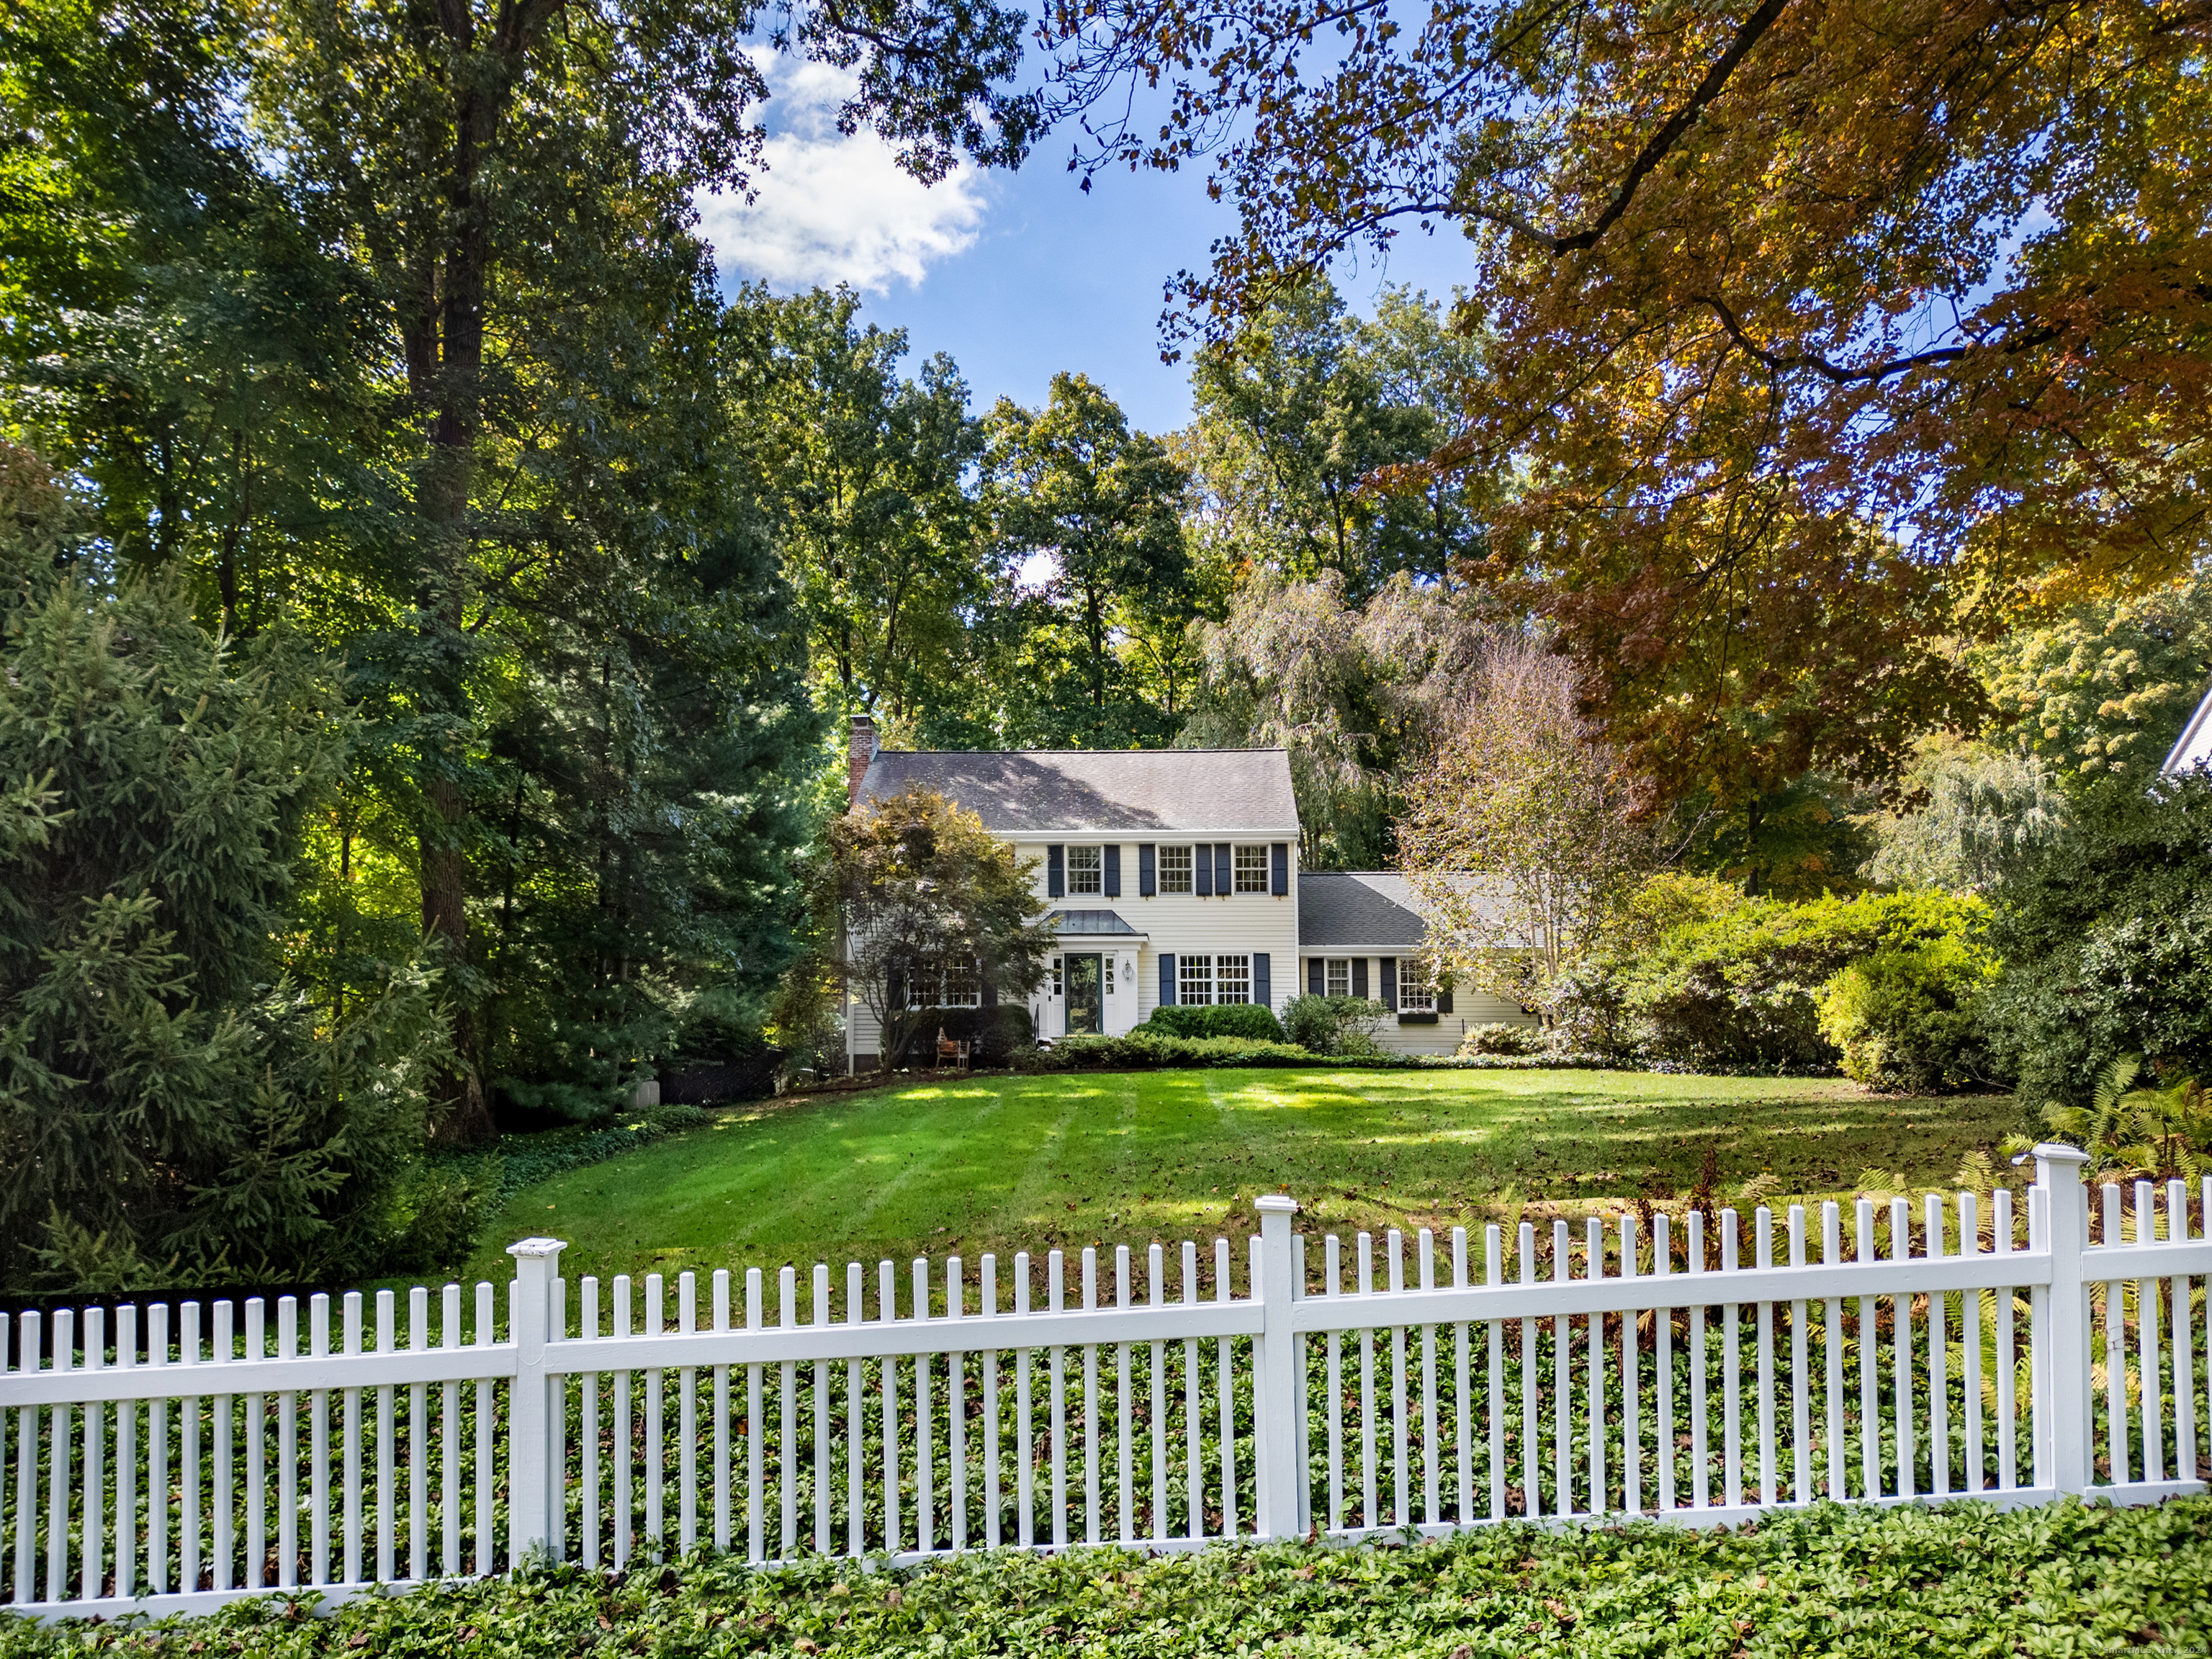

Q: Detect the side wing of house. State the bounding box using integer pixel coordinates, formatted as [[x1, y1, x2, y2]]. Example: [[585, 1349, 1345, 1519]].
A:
[[1296, 871, 1537, 1056]]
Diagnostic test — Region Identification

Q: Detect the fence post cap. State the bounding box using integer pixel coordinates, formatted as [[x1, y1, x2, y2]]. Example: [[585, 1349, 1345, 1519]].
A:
[[2030, 1143, 2091, 1167], [1252, 1195, 1299, 1215], [507, 1236, 569, 1257]]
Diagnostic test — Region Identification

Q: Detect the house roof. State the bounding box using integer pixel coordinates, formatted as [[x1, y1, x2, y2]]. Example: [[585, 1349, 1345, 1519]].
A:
[[2164, 677, 2212, 776], [1298, 871, 1515, 950], [1298, 872, 1427, 950], [853, 748, 1300, 835]]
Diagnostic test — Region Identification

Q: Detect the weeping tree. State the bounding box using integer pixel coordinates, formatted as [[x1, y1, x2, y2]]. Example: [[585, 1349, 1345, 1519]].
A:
[[0, 447, 449, 1292]]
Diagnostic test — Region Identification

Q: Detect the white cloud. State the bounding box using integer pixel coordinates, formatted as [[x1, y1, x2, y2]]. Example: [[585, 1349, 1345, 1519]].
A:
[[696, 58, 986, 294]]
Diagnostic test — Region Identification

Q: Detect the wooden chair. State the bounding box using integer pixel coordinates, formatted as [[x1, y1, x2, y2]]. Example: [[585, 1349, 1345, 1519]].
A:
[[935, 1027, 969, 1070]]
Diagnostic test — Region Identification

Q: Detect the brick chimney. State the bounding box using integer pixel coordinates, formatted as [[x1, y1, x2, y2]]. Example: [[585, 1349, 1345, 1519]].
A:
[[846, 714, 879, 809]]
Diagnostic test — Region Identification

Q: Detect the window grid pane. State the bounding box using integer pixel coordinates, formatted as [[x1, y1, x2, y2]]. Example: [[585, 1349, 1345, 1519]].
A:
[[1067, 845, 1103, 894], [1326, 958, 1349, 997], [1178, 953, 1213, 1005], [1233, 845, 1268, 893], [1215, 953, 1251, 1004], [1159, 846, 1192, 893]]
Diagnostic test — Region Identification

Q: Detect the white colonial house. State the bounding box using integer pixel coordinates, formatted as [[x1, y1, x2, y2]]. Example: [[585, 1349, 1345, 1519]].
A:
[[840, 718, 1531, 1069]]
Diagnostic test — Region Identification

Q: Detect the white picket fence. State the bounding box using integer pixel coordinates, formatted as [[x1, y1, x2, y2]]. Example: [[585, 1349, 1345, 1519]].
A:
[[2, 1145, 2207, 1622]]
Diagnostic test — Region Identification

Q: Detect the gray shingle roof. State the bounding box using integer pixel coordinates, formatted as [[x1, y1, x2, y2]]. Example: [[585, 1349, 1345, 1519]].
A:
[[1298, 872, 1515, 950], [854, 749, 1300, 834], [1298, 872, 1427, 950]]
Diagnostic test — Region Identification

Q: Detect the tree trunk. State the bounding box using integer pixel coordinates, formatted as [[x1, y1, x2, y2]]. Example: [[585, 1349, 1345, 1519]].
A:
[[413, 39, 506, 1149]]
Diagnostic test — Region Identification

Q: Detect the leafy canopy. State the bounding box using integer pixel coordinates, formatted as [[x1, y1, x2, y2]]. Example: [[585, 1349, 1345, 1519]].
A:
[[1046, 0, 2212, 801]]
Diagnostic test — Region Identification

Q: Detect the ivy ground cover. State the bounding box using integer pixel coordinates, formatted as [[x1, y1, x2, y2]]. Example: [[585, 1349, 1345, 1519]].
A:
[[4, 1497, 2203, 1658], [463, 1069, 2016, 1288]]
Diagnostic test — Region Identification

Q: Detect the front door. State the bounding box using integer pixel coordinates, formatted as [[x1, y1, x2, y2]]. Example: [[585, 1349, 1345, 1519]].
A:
[[1064, 953, 1102, 1035]]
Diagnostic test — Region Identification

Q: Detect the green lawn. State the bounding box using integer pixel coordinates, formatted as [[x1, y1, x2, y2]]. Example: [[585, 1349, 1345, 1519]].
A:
[[467, 1068, 2018, 1290]]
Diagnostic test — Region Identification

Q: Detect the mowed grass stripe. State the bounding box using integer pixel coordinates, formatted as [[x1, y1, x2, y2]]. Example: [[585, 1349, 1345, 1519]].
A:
[[474, 1069, 2015, 1289]]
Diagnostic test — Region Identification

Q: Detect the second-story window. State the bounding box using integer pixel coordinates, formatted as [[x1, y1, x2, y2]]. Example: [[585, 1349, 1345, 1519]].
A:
[[1158, 845, 1192, 893], [1233, 845, 1268, 892], [1068, 845, 1103, 894]]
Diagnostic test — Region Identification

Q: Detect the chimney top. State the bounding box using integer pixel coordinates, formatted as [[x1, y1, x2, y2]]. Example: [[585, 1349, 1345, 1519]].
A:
[[846, 714, 880, 809]]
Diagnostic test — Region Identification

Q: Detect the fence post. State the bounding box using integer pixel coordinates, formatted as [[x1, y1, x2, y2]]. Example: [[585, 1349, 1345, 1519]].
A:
[[2031, 1146, 2092, 1496], [1252, 1196, 1302, 1539], [508, 1237, 567, 1567]]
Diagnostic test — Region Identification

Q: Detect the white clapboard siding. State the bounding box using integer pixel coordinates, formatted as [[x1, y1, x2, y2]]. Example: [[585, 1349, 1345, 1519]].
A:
[[3, 1147, 2208, 1623]]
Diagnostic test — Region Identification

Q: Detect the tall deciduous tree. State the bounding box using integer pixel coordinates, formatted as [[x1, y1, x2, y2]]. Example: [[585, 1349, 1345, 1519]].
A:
[[741, 288, 993, 732], [7, 0, 1028, 1141], [986, 373, 1190, 745], [1047, 0, 2211, 801], [1187, 282, 1489, 601]]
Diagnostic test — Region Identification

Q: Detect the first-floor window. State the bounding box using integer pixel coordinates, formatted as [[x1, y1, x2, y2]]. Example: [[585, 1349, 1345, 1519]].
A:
[[1179, 954, 1213, 1004], [1104, 956, 1116, 995], [1325, 958, 1350, 997], [1215, 953, 1251, 1004], [907, 956, 982, 1009], [1398, 960, 1435, 1013]]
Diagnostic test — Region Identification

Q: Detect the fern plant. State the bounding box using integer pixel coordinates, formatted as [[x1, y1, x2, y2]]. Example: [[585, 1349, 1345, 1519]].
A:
[[2026, 1053, 2212, 1182]]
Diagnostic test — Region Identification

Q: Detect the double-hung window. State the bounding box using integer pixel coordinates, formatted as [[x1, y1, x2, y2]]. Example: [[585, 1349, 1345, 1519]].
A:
[[1398, 960, 1436, 1013], [1158, 845, 1193, 894], [1067, 845, 1103, 895], [907, 956, 981, 1009], [1233, 845, 1269, 892], [1178, 954, 1213, 1004], [1214, 953, 1251, 1004], [1325, 958, 1350, 998]]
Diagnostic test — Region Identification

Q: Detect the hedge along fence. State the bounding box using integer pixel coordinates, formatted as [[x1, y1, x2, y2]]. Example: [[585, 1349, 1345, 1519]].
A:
[[2, 1148, 2207, 1624]]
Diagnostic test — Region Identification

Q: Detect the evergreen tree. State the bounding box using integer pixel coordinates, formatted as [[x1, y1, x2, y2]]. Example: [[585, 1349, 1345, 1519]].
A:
[[0, 445, 448, 1292]]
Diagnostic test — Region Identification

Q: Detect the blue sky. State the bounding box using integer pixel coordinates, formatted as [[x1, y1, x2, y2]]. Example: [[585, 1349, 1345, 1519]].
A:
[[693, 58, 1478, 437]]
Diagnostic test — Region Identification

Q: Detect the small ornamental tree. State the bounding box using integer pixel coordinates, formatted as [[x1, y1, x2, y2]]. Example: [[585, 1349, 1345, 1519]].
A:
[[812, 788, 1058, 1071]]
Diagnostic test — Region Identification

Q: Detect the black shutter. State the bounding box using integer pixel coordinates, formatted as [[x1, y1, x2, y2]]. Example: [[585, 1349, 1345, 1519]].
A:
[[1437, 983, 1453, 1014], [1104, 845, 1121, 898], [887, 961, 905, 1015], [981, 963, 999, 1010], [1194, 845, 1213, 896], [1047, 844, 1064, 898], [1308, 957, 1323, 995], [1271, 842, 1288, 896], [1380, 957, 1397, 1012], [1253, 953, 1270, 1009], [1158, 953, 1177, 1006], [1214, 843, 1232, 894], [1138, 844, 1156, 897], [1352, 958, 1368, 999]]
